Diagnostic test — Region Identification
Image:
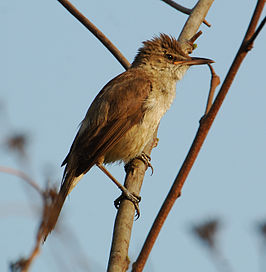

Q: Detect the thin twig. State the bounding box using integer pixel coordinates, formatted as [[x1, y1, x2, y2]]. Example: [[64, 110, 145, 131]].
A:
[[0, 166, 43, 196], [57, 0, 130, 70], [189, 30, 203, 44], [132, 1, 265, 271], [1, 167, 57, 271], [10, 228, 43, 272], [161, 0, 211, 27], [205, 64, 220, 114], [246, 15, 266, 50], [10, 185, 57, 271]]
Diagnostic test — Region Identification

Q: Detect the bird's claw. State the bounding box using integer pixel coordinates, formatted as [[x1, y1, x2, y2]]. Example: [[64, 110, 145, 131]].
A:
[[138, 152, 154, 175], [114, 192, 141, 219]]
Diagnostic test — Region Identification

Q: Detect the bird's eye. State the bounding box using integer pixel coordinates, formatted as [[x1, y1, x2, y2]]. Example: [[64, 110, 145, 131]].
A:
[[166, 54, 174, 60]]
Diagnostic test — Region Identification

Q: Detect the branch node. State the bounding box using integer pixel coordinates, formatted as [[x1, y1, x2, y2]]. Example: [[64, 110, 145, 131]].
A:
[[189, 30, 203, 44]]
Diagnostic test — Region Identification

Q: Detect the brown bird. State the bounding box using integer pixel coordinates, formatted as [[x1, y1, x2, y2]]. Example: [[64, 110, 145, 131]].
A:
[[43, 34, 213, 240]]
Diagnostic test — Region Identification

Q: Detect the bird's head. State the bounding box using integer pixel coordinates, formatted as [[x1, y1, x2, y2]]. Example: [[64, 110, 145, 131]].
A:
[[131, 34, 213, 81]]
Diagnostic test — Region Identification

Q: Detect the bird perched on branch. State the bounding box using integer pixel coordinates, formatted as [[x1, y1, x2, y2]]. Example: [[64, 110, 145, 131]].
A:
[[43, 33, 213, 240]]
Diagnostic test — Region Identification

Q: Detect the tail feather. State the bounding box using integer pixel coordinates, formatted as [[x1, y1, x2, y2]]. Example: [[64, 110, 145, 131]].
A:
[[42, 172, 83, 241]]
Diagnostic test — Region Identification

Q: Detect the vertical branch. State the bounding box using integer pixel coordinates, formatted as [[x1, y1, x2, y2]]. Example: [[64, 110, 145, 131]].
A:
[[108, 1, 215, 272], [107, 129, 158, 272], [178, 0, 214, 42]]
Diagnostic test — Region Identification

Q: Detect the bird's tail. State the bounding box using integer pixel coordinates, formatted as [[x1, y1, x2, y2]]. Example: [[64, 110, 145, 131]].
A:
[[42, 172, 83, 241]]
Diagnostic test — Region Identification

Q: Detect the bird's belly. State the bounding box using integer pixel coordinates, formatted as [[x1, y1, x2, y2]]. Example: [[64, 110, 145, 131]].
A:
[[104, 107, 164, 164]]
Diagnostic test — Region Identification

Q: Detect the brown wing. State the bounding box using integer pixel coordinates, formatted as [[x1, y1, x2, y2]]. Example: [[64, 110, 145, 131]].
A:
[[62, 68, 152, 177]]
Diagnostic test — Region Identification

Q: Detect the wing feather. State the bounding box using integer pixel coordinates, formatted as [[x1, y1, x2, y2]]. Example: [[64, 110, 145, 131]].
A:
[[63, 68, 152, 177]]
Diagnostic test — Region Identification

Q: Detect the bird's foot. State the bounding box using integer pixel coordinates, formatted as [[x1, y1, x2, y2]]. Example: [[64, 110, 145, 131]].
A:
[[136, 152, 154, 175], [114, 191, 141, 219], [96, 163, 141, 218]]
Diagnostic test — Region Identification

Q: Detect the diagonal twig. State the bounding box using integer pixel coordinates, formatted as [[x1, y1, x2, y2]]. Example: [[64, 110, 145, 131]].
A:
[[57, 0, 130, 70], [0, 166, 43, 196], [205, 64, 220, 114], [132, 1, 265, 271], [0, 166, 57, 271], [246, 15, 266, 50], [161, 0, 211, 27]]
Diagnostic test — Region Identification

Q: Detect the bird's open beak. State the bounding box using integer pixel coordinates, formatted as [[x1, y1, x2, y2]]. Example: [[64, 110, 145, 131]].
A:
[[174, 57, 214, 66]]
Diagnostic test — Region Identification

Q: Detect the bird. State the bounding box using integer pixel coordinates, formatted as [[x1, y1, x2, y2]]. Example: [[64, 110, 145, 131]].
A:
[[43, 34, 213, 240]]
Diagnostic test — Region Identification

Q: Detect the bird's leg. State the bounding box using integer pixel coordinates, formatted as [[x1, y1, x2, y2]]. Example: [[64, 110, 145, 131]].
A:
[[96, 163, 141, 217]]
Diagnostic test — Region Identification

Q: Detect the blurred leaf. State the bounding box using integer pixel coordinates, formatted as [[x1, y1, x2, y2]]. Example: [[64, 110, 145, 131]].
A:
[[258, 221, 266, 241], [5, 133, 28, 159], [192, 219, 220, 249]]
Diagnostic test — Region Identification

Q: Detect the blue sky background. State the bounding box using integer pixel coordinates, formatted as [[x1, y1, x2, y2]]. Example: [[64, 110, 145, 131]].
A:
[[1, 0, 266, 271]]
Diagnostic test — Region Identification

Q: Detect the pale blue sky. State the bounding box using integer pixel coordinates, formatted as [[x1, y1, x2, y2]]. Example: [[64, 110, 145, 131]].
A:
[[1, 1, 266, 271]]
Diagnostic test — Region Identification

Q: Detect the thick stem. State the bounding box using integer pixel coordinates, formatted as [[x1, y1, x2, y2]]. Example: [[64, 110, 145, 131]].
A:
[[178, 0, 214, 42], [107, 130, 158, 272], [108, 1, 215, 271]]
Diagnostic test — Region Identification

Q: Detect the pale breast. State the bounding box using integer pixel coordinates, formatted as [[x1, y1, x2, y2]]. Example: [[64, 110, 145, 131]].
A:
[[104, 81, 176, 164]]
